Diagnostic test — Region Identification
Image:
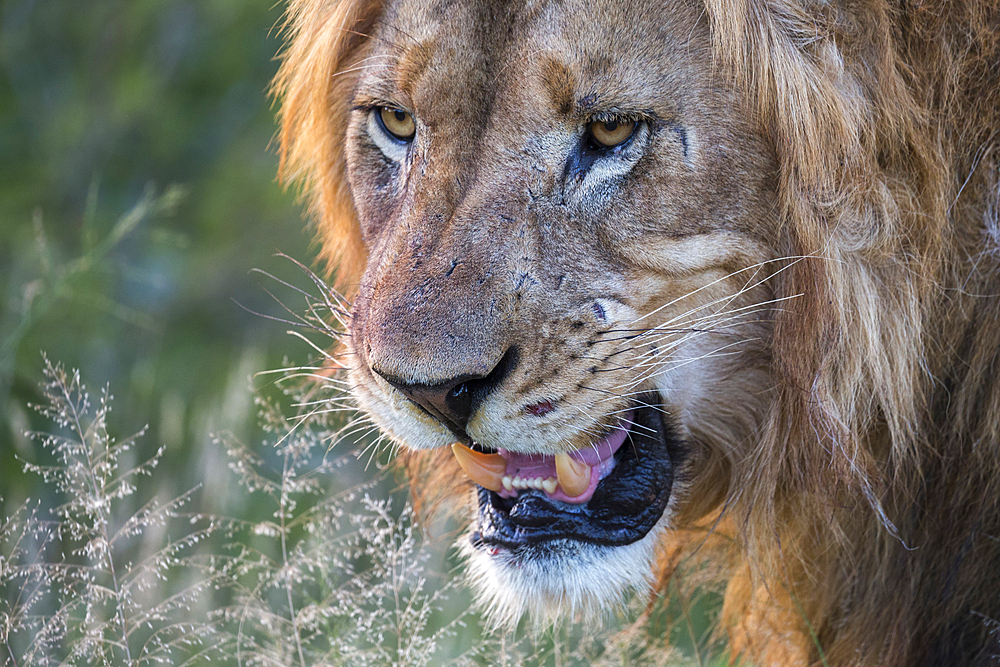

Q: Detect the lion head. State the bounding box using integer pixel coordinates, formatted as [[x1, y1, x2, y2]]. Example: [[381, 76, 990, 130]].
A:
[[275, 0, 1000, 664]]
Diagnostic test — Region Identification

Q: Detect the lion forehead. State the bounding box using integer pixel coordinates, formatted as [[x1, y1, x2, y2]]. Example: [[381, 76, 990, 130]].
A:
[[365, 0, 708, 121]]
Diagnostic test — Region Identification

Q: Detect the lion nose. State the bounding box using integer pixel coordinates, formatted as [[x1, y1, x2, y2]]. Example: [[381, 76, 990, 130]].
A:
[[382, 377, 477, 431], [373, 348, 518, 435]]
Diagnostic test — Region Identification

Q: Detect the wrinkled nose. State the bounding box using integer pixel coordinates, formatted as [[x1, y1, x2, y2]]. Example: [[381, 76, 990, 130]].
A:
[[372, 348, 518, 435]]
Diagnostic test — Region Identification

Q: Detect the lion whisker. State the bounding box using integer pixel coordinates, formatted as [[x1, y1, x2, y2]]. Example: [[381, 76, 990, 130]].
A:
[[630, 305, 772, 349], [261, 364, 355, 383], [625, 254, 812, 326], [617, 339, 761, 391], [562, 404, 659, 439], [597, 326, 717, 337], [325, 414, 381, 450], [357, 427, 396, 470], [585, 387, 673, 416], [629, 284, 793, 344]]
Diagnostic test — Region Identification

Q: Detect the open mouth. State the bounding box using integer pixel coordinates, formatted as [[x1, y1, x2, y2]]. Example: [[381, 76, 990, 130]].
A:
[[455, 396, 676, 549]]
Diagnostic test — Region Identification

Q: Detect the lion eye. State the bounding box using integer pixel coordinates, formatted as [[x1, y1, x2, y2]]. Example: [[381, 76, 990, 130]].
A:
[[587, 119, 637, 149], [377, 107, 416, 141]]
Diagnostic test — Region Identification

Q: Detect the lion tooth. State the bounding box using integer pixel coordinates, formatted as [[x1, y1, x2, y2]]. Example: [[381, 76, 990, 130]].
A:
[[555, 452, 591, 497], [542, 477, 557, 494], [502, 476, 513, 491], [534, 477, 543, 489], [451, 443, 506, 493]]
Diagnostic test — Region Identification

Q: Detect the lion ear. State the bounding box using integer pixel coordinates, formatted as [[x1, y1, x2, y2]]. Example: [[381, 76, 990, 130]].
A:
[[273, 0, 382, 294]]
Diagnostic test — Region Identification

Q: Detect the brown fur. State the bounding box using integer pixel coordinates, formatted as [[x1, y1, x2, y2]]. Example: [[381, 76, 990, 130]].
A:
[[275, 0, 1000, 664]]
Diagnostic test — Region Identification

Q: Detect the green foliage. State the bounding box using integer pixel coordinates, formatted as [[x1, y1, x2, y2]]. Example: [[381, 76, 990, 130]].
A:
[[4, 358, 218, 665], [215, 390, 479, 666]]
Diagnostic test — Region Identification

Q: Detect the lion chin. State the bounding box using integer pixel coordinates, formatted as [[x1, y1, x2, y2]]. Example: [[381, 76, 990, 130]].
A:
[[461, 513, 669, 629], [275, 0, 1000, 663]]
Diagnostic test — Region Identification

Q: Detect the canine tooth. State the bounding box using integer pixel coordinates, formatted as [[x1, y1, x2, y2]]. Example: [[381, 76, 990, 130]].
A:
[[451, 443, 506, 493], [502, 476, 513, 491], [542, 478, 557, 494], [555, 452, 591, 497]]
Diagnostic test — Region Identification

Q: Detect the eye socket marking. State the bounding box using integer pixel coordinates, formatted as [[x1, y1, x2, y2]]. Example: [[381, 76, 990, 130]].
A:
[[587, 118, 637, 150], [565, 116, 644, 182], [376, 106, 416, 142]]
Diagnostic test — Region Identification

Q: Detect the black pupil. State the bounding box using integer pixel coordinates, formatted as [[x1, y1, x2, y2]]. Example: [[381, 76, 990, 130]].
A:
[[393, 110, 407, 123], [604, 121, 618, 132]]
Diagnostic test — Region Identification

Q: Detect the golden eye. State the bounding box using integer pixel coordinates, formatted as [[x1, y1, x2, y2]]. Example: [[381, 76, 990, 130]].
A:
[[588, 118, 637, 148], [378, 107, 416, 141]]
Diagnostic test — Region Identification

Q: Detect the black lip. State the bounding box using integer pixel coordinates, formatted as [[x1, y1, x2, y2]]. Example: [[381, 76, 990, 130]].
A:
[[471, 397, 676, 549]]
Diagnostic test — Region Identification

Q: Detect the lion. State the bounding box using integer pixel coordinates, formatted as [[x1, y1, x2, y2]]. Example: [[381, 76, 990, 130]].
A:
[[273, 0, 1000, 664]]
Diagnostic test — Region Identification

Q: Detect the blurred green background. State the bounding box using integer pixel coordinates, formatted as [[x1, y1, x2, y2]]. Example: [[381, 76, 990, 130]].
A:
[[0, 0, 315, 509]]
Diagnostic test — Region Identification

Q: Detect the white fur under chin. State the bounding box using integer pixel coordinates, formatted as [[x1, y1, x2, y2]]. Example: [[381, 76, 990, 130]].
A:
[[461, 513, 671, 630]]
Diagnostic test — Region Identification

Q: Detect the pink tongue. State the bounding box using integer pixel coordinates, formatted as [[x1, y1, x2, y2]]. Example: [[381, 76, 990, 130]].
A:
[[496, 412, 632, 504]]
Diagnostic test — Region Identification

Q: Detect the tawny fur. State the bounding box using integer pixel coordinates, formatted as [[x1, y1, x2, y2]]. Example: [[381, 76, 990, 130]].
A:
[[274, 0, 1000, 664]]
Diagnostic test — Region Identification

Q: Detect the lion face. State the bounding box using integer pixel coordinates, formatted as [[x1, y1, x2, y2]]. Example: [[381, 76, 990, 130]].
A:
[[344, 0, 779, 622]]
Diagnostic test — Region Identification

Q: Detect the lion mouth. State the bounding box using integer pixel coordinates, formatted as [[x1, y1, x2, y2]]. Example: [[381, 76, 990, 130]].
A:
[[462, 397, 676, 549]]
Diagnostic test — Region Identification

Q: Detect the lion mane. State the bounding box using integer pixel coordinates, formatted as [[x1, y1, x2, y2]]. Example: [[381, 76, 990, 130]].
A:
[[274, 0, 1000, 664]]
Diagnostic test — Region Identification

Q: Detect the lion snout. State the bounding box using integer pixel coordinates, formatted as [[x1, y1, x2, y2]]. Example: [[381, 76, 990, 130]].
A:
[[353, 229, 535, 436], [371, 347, 519, 436]]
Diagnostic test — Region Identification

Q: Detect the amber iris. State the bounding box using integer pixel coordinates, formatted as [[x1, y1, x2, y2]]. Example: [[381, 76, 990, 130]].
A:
[[378, 107, 416, 141], [588, 118, 636, 148]]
